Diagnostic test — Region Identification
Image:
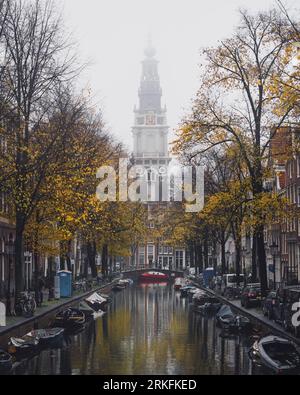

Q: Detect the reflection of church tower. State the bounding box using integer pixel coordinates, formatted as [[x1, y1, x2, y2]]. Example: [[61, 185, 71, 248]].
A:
[[132, 40, 171, 171]]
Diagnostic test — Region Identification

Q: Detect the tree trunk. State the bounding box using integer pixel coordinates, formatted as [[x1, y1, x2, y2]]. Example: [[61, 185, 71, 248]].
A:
[[101, 244, 108, 278], [221, 232, 226, 275], [252, 171, 267, 295], [194, 243, 199, 274], [252, 233, 258, 282], [87, 241, 97, 278], [195, 243, 203, 274], [235, 242, 241, 287], [109, 257, 113, 275], [203, 237, 209, 269], [189, 243, 195, 269], [257, 225, 268, 296], [15, 216, 25, 297]]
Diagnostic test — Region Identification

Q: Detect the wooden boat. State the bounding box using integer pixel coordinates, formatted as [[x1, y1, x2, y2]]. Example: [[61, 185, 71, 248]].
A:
[[174, 277, 189, 290], [85, 293, 108, 312], [8, 334, 39, 355], [119, 279, 133, 287], [98, 293, 112, 303], [140, 272, 168, 281], [180, 285, 197, 297], [79, 301, 96, 320], [193, 301, 222, 315], [191, 290, 207, 304], [193, 292, 220, 307], [249, 336, 300, 374], [53, 308, 85, 331], [27, 328, 65, 347], [187, 287, 202, 301], [0, 349, 13, 373], [112, 282, 127, 292], [216, 305, 251, 332]]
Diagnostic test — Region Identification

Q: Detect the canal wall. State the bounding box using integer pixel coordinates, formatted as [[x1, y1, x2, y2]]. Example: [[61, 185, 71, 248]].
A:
[[0, 282, 114, 349], [195, 283, 300, 346]]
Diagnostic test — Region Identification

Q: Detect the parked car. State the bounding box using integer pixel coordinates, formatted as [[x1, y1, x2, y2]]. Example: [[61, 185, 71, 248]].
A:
[[240, 284, 262, 308], [262, 286, 300, 337], [222, 274, 245, 288]]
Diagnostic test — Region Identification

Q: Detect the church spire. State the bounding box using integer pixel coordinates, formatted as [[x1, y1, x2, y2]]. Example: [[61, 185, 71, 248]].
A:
[[132, 40, 169, 163], [144, 34, 156, 58], [139, 40, 162, 113]]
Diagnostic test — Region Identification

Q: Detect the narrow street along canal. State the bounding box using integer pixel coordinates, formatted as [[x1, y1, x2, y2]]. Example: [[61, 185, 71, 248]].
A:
[[12, 283, 266, 375]]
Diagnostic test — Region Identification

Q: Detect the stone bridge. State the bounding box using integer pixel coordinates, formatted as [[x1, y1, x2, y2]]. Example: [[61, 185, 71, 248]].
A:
[[122, 268, 185, 281]]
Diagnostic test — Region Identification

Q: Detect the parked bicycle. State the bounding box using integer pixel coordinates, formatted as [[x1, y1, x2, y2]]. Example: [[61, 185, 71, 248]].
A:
[[15, 291, 37, 318], [73, 279, 93, 293]]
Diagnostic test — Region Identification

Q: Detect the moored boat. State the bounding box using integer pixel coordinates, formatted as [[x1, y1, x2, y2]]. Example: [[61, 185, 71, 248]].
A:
[[180, 285, 197, 297], [112, 282, 127, 292], [98, 293, 112, 302], [249, 335, 300, 374], [140, 271, 168, 281], [119, 279, 133, 286], [193, 292, 220, 307], [8, 335, 39, 355], [174, 277, 189, 290], [216, 305, 251, 332], [53, 308, 85, 331], [27, 328, 65, 347], [85, 293, 108, 312], [79, 301, 96, 320], [0, 349, 13, 373]]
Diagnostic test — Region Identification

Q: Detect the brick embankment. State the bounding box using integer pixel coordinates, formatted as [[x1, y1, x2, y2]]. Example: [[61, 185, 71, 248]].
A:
[[193, 282, 300, 345], [0, 282, 115, 348]]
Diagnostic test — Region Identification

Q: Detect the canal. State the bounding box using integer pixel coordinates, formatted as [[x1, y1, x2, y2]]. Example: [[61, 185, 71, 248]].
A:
[[12, 283, 261, 375]]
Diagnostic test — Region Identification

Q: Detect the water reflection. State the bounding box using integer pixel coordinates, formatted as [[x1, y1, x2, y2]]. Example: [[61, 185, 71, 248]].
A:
[[13, 283, 255, 375]]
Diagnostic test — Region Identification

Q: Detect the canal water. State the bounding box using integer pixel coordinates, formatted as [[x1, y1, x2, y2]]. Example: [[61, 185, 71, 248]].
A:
[[12, 283, 261, 375]]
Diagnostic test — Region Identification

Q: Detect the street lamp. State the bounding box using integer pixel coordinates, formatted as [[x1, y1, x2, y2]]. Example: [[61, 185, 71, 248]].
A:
[[269, 241, 278, 290]]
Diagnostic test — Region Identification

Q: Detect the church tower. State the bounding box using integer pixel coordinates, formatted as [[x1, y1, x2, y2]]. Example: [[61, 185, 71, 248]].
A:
[[131, 41, 186, 271], [132, 40, 171, 171]]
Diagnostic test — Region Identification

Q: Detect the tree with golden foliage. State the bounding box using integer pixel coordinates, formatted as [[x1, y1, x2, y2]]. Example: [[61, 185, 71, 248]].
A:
[[173, 9, 299, 294]]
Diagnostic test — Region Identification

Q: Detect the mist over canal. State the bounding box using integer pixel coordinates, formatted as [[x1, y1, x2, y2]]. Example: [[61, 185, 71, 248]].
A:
[[12, 283, 256, 375]]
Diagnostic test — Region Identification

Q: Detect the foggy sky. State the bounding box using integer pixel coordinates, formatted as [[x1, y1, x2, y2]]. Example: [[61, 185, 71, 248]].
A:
[[62, 0, 298, 151]]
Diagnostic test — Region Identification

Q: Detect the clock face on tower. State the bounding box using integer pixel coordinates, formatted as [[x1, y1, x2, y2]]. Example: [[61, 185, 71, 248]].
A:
[[146, 114, 156, 125]]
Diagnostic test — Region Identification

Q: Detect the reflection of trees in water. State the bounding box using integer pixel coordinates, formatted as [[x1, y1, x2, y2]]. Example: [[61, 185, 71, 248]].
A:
[[234, 338, 241, 376], [13, 285, 257, 375], [60, 345, 72, 375]]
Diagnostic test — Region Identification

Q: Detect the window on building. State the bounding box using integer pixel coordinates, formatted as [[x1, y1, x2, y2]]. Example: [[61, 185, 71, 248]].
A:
[[148, 245, 154, 255], [163, 257, 168, 268], [175, 250, 184, 270], [164, 246, 169, 255], [139, 247, 145, 267], [137, 117, 144, 125], [148, 245, 154, 266]]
